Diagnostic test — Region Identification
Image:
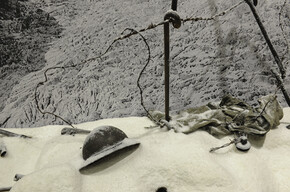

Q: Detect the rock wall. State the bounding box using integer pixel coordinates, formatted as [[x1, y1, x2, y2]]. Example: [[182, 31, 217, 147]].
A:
[[0, 0, 62, 120]]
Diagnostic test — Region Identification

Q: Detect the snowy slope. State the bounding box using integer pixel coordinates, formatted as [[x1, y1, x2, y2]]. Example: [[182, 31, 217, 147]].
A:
[[0, 0, 289, 128], [1, 108, 290, 192]]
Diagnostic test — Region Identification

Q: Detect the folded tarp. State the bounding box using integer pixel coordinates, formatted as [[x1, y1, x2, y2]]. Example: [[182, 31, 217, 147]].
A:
[[151, 94, 283, 137]]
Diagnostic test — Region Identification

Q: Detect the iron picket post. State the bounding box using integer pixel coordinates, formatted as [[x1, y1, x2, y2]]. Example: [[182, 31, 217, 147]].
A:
[[164, 0, 179, 121], [164, 21, 170, 121], [171, 0, 178, 11]]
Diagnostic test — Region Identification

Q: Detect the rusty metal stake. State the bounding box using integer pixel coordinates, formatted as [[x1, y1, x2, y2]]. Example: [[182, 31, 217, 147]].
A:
[[164, 0, 178, 121]]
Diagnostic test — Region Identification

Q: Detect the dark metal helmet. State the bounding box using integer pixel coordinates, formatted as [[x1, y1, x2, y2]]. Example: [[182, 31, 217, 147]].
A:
[[79, 126, 140, 171]]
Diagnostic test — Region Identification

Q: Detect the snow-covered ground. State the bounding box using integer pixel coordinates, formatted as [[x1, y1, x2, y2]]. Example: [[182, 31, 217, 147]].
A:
[[1, 1, 289, 191], [1, 108, 290, 192], [0, 0, 289, 128]]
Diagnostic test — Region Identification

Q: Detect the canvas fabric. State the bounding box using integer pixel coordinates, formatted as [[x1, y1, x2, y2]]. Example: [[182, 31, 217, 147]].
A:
[[150, 94, 283, 136]]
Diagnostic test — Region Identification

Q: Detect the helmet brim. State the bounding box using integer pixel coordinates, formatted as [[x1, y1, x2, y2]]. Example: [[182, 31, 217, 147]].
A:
[[79, 138, 140, 171]]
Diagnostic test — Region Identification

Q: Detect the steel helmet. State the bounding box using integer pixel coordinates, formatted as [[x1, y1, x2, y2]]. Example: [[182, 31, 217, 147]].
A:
[[79, 125, 140, 171]]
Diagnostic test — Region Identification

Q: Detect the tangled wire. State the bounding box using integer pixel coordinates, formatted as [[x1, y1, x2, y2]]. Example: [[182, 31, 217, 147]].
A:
[[34, 0, 289, 129]]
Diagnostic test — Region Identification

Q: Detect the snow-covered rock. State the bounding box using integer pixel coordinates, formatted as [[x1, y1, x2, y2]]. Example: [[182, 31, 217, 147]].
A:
[[1, 108, 290, 192]]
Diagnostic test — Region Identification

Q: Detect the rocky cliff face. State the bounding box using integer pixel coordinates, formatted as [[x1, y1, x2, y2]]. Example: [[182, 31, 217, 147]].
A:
[[0, 0, 62, 119], [0, 0, 289, 128], [0, 0, 19, 19]]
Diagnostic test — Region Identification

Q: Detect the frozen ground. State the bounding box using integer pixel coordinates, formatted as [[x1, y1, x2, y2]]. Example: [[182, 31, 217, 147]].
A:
[[1, 108, 290, 192], [0, 0, 289, 128]]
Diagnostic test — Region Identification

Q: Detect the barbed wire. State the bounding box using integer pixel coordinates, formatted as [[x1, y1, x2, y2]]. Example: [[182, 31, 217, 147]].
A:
[[34, 0, 288, 129], [35, 67, 77, 128], [74, 1, 245, 64], [121, 28, 163, 126], [183, 1, 244, 23]]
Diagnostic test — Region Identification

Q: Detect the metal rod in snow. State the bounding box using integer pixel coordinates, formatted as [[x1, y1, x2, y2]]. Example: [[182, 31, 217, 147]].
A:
[[164, 21, 170, 122], [171, 0, 178, 11], [244, 0, 286, 79], [164, 0, 179, 122]]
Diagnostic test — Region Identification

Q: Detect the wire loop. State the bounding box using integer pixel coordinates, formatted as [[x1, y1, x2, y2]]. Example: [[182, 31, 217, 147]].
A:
[[164, 10, 182, 29]]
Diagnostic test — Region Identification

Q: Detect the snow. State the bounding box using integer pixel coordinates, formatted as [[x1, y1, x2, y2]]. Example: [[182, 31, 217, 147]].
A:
[[1, 2, 290, 190], [0, 109, 290, 192]]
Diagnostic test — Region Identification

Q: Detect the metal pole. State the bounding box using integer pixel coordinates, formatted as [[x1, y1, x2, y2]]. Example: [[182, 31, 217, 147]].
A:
[[164, 22, 170, 122], [171, 0, 178, 11], [164, 0, 178, 122]]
